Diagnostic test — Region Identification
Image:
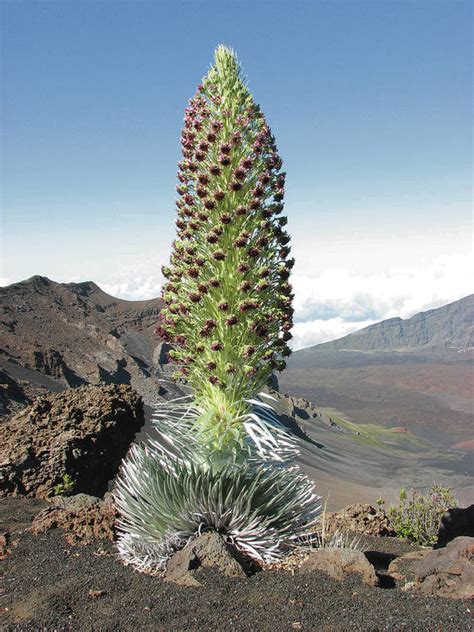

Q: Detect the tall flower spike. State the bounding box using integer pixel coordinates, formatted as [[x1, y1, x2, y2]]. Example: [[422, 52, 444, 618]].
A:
[[159, 45, 292, 452]]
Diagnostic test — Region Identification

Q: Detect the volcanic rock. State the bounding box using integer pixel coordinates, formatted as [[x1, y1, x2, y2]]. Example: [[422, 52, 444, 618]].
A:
[[299, 547, 379, 587], [388, 536, 474, 599], [322, 503, 394, 537], [31, 493, 117, 544], [436, 504, 474, 547], [0, 384, 144, 498], [164, 532, 248, 586]]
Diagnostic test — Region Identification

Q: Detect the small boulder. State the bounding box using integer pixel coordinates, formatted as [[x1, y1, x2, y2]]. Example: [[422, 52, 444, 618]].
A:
[[388, 536, 474, 599], [387, 550, 429, 581], [413, 536, 474, 599], [436, 505, 474, 547], [31, 493, 117, 544], [164, 532, 248, 587], [299, 547, 379, 587], [322, 503, 394, 538]]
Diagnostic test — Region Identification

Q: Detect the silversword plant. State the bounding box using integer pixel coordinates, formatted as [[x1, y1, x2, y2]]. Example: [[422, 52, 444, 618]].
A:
[[115, 46, 320, 573]]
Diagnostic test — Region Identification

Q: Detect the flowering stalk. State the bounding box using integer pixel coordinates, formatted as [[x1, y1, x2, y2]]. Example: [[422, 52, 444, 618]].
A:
[[158, 46, 293, 451]]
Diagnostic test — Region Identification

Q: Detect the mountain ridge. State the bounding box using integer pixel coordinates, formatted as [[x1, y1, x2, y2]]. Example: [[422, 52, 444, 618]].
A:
[[298, 295, 474, 354], [0, 275, 173, 414]]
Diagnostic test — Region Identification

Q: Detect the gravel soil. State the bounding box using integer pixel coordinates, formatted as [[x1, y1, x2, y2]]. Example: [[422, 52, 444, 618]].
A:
[[1, 526, 473, 632]]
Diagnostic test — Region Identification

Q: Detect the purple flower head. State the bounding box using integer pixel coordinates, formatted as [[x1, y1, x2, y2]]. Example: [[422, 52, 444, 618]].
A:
[[234, 232, 250, 248], [220, 143, 231, 154], [219, 214, 231, 224], [250, 200, 260, 210], [211, 341, 223, 351], [197, 283, 208, 294], [219, 154, 231, 166], [259, 172, 271, 185], [243, 346, 256, 358], [175, 335, 187, 347], [189, 293, 202, 303], [235, 205, 247, 216], [248, 246, 261, 258], [239, 280, 251, 292], [195, 151, 206, 162], [206, 132, 217, 143], [188, 267, 199, 278], [209, 375, 219, 385], [218, 301, 229, 311], [206, 233, 218, 244], [198, 141, 209, 152], [207, 361, 217, 371], [225, 315, 238, 326], [198, 174, 210, 185], [212, 250, 225, 261], [282, 331, 292, 342], [209, 277, 220, 287], [233, 167, 246, 180], [214, 190, 225, 201], [231, 181, 242, 192], [204, 200, 216, 210], [209, 164, 222, 176], [242, 158, 253, 169], [237, 262, 250, 273]]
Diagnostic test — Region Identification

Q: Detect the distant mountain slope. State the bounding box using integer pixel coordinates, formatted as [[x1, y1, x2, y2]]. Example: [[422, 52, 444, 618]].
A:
[[281, 296, 474, 451], [301, 295, 474, 354], [0, 276, 173, 413]]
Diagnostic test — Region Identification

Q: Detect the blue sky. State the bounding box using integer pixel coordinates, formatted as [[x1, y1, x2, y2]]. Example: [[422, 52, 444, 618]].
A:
[[1, 0, 472, 347]]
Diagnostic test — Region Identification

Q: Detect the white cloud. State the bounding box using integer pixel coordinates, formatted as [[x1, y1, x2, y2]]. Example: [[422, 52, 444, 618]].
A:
[[292, 317, 377, 350], [290, 253, 473, 349]]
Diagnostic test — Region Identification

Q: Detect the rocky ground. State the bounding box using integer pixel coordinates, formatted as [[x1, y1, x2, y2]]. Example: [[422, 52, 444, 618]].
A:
[[1, 497, 473, 632]]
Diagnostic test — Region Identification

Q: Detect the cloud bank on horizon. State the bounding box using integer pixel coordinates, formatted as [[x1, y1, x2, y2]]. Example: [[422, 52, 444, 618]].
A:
[[1, 248, 471, 351], [80, 252, 474, 351]]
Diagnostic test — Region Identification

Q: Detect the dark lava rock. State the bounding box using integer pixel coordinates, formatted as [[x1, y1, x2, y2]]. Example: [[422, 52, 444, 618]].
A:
[[437, 504, 474, 547], [164, 532, 249, 586], [30, 493, 117, 544], [389, 536, 474, 599], [0, 384, 144, 498], [412, 536, 474, 599], [299, 547, 379, 587]]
